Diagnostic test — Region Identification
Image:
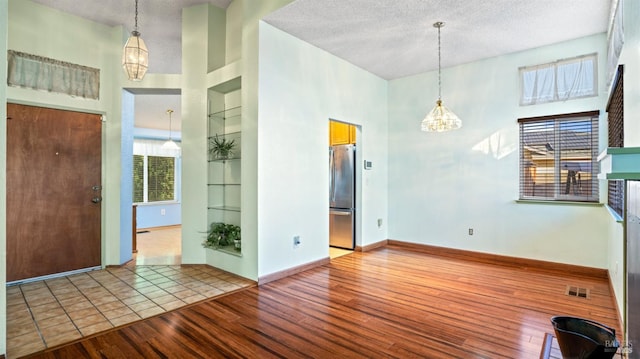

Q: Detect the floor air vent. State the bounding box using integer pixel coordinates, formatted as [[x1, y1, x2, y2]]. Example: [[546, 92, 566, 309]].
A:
[[566, 285, 589, 299]]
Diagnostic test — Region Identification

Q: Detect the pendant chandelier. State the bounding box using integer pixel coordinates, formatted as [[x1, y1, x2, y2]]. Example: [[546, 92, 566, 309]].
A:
[[421, 22, 462, 132], [162, 109, 180, 150], [122, 0, 148, 81]]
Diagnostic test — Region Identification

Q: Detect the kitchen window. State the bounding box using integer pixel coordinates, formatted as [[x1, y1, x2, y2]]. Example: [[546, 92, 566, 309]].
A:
[[518, 111, 600, 202], [133, 139, 180, 204]]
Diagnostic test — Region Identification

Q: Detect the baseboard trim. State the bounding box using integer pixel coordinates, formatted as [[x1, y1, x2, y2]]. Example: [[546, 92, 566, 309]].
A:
[[356, 239, 388, 252], [607, 270, 625, 331], [137, 224, 181, 232], [258, 257, 330, 285], [387, 240, 608, 279]]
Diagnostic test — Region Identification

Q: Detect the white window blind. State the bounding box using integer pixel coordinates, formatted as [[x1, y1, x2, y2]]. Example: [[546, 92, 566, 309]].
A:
[[519, 53, 597, 106], [519, 111, 600, 202]]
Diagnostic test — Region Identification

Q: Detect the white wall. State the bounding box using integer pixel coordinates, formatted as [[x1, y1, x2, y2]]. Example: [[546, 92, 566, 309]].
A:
[[256, 23, 389, 277], [388, 33, 611, 268], [181, 4, 211, 264]]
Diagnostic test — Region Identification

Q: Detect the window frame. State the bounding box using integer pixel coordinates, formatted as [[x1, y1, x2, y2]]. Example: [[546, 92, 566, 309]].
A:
[[132, 139, 180, 205], [606, 65, 624, 217], [518, 111, 600, 203]]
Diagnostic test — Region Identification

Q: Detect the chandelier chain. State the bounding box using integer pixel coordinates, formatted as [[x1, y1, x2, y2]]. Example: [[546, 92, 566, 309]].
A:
[[134, 0, 139, 32], [167, 109, 173, 140], [437, 23, 441, 101]]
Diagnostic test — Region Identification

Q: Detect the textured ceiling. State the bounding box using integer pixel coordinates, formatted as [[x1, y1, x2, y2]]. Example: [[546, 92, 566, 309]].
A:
[[31, 0, 232, 74], [263, 0, 611, 80], [28, 0, 611, 129], [31, 0, 232, 130]]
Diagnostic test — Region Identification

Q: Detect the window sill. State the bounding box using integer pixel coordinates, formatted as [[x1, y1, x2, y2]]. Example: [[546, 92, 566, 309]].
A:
[[604, 204, 624, 223], [134, 201, 180, 207], [515, 199, 603, 207]]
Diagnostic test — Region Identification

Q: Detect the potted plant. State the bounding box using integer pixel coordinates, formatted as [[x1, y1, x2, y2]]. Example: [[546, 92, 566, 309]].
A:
[[227, 224, 241, 251], [203, 222, 241, 250], [209, 135, 236, 160]]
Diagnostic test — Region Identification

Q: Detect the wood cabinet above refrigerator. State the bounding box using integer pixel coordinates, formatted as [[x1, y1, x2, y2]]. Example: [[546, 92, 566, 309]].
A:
[[329, 120, 356, 145]]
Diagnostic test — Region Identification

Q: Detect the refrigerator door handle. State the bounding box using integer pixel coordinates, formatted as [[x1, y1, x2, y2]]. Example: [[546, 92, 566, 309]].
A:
[[330, 210, 351, 216], [329, 147, 336, 203]]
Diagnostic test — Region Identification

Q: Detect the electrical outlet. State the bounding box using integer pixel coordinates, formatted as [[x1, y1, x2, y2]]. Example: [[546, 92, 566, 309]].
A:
[[161, 209, 166, 216], [377, 218, 383, 228], [293, 235, 301, 248], [468, 228, 473, 235]]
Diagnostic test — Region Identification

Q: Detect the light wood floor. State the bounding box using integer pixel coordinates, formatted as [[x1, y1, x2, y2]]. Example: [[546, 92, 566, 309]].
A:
[[134, 226, 182, 265], [25, 244, 620, 358]]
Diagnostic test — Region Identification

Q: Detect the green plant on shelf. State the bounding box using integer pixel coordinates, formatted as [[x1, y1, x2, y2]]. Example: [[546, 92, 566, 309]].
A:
[[203, 222, 241, 251], [209, 134, 236, 160]]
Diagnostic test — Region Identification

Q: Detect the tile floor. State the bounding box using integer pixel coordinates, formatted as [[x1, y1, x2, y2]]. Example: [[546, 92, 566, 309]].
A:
[[6, 226, 255, 359]]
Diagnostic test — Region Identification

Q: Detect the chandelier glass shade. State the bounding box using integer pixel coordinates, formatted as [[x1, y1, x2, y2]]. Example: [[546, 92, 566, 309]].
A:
[[122, 0, 148, 81], [421, 22, 462, 132], [421, 99, 462, 132]]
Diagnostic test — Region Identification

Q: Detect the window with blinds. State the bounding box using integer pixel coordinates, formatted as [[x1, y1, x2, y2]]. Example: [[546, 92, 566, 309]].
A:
[[607, 65, 624, 216], [132, 154, 176, 203], [133, 155, 144, 203], [519, 111, 600, 202], [147, 156, 175, 202]]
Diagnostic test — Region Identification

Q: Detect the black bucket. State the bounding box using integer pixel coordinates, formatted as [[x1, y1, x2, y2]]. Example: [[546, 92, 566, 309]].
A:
[[550, 316, 619, 359]]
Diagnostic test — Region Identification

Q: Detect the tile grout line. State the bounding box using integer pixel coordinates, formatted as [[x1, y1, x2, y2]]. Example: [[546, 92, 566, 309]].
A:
[[17, 284, 48, 349], [50, 273, 109, 344]]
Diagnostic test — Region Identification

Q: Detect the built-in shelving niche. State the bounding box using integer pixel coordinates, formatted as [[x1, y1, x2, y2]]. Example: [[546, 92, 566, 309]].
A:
[[207, 76, 242, 256]]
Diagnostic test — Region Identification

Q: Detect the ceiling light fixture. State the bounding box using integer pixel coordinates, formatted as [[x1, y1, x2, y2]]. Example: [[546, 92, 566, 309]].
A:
[[421, 21, 462, 132], [122, 0, 148, 81], [162, 109, 180, 150]]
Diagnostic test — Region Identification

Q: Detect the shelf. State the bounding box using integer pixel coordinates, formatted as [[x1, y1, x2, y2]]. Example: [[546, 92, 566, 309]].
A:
[[208, 205, 241, 212], [206, 101, 242, 254], [208, 106, 241, 120], [208, 131, 241, 139], [598, 147, 640, 180], [208, 156, 241, 162], [209, 245, 243, 257]]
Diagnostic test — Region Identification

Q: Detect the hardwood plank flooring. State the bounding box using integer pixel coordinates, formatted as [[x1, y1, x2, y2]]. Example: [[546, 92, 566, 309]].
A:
[[24, 245, 621, 358]]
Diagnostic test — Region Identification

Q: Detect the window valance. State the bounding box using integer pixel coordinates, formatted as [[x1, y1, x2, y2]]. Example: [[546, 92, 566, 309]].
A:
[[7, 50, 100, 100]]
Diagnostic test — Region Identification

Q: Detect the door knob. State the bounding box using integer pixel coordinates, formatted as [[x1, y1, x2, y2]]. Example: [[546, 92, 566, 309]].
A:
[[92, 197, 102, 203]]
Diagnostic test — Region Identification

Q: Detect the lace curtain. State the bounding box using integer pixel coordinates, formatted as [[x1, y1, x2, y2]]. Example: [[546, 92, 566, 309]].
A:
[[519, 53, 597, 106], [7, 50, 100, 99]]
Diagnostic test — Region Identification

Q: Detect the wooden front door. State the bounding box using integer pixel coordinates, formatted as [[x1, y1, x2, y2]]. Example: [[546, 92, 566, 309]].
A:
[[7, 103, 102, 282]]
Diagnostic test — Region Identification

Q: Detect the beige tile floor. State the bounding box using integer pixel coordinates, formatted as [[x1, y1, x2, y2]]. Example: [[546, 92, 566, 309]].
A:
[[6, 227, 255, 358]]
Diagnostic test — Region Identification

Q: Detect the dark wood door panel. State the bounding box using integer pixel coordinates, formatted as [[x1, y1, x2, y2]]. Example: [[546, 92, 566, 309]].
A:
[[7, 103, 102, 282]]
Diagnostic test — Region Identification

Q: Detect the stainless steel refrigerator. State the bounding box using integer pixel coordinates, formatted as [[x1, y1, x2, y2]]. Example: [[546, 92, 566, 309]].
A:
[[329, 144, 355, 249]]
